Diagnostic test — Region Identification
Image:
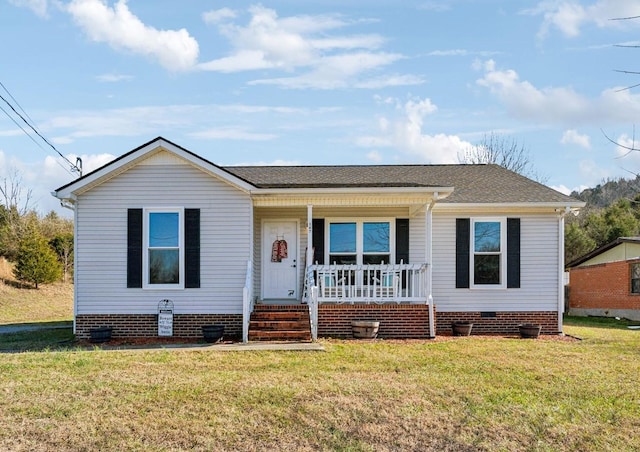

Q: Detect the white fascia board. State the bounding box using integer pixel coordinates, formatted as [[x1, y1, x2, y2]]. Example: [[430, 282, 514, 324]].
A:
[[433, 201, 586, 213], [53, 138, 255, 200]]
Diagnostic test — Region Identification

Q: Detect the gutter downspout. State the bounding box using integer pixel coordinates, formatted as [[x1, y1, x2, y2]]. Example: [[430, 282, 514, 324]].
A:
[[56, 194, 77, 334], [557, 206, 570, 334], [426, 193, 439, 339]]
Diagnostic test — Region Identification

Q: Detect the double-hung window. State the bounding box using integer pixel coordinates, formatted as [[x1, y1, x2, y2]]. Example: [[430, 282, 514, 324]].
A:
[[631, 262, 640, 294], [328, 220, 393, 265], [144, 208, 184, 289], [471, 218, 506, 287]]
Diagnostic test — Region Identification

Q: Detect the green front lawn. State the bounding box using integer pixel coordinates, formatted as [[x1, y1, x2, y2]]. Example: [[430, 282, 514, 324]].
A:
[[1, 317, 639, 451]]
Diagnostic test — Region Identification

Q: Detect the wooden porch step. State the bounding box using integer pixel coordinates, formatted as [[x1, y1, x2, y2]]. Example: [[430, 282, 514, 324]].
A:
[[250, 320, 309, 330], [250, 311, 309, 321], [249, 304, 312, 342], [248, 329, 312, 341]]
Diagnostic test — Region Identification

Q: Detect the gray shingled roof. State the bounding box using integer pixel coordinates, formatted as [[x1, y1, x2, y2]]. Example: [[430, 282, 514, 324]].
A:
[[223, 164, 578, 204]]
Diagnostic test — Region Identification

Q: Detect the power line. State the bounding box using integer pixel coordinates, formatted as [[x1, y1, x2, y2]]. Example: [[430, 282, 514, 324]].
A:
[[0, 82, 81, 176], [0, 103, 72, 176]]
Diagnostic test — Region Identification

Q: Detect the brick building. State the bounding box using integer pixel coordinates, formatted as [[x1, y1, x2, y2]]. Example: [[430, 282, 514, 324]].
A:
[[567, 237, 640, 321]]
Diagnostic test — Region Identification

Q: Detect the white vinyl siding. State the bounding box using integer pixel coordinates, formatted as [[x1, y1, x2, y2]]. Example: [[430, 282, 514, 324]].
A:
[[75, 153, 252, 315], [431, 213, 559, 312]]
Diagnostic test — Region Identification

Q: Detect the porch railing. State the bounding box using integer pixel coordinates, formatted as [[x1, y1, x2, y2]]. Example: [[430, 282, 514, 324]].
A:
[[242, 260, 253, 343], [305, 263, 429, 304]]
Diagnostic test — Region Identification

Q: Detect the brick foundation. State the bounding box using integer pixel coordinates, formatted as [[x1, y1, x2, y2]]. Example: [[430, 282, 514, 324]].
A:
[[318, 304, 434, 338], [76, 314, 242, 340], [436, 311, 559, 335], [76, 308, 559, 339]]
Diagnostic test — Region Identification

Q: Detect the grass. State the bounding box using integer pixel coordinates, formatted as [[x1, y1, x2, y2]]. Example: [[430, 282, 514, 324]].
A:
[[0, 258, 73, 324], [2, 260, 640, 450], [0, 318, 639, 451]]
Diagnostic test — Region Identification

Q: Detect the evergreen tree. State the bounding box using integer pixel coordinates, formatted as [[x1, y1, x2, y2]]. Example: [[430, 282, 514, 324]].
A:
[[13, 229, 62, 288]]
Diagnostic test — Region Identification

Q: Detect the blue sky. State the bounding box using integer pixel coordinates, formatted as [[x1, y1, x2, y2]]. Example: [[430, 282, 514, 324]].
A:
[[2, 0, 640, 215]]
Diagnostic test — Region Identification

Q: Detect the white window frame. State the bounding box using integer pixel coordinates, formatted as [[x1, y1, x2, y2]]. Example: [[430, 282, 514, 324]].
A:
[[470, 217, 507, 289], [325, 218, 395, 265], [143, 207, 184, 290]]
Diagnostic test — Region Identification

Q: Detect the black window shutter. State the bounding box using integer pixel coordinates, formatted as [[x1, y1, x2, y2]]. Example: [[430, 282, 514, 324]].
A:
[[396, 219, 409, 264], [456, 218, 470, 289], [127, 208, 143, 288], [312, 219, 325, 265], [185, 208, 201, 289], [507, 218, 521, 288]]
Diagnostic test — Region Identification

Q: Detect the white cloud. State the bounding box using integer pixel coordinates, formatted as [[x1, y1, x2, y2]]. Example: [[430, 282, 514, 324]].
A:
[[551, 183, 590, 195], [41, 105, 202, 143], [366, 150, 383, 162], [248, 52, 406, 90], [612, 133, 640, 172], [199, 5, 420, 90], [356, 97, 471, 164], [66, 0, 199, 72], [228, 159, 301, 166], [551, 184, 571, 195], [476, 59, 640, 125], [428, 49, 500, 57], [418, 2, 451, 12], [578, 158, 611, 184], [95, 73, 134, 82], [524, 0, 640, 39], [561, 129, 591, 148], [0, 149, 116, 216], [202, 8, 237, 25], [9, 0, 49, 18], [188, 127, 277, 141]]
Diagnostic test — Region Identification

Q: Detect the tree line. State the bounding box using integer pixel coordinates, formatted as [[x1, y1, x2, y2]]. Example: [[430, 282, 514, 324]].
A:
[[0, 172, 73, 288], [566, 181, 640, 264]]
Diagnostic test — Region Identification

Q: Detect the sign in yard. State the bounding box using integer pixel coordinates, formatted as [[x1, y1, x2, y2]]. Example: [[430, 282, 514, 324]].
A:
[[158, 299, 174, 337]]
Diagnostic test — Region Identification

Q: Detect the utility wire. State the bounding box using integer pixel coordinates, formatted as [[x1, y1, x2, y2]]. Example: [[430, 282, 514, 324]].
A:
[[0, 83, 81, 175], [0, 80, 36, 126], [0, 103, 72, 176], [0, 92, 80, 174]]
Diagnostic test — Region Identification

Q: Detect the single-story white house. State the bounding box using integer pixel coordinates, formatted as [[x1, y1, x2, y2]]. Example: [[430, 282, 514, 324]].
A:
[[53, 137, 584, 341]]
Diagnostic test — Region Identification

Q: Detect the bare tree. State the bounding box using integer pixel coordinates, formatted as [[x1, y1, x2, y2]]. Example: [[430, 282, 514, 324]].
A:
[[0, 168, 34, 261], [458, 133, 548, 183], [0, 168, 32, 215]]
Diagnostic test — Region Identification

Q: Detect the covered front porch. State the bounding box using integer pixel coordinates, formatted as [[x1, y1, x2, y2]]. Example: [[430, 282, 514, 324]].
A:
[[242, 186, 452, 342]]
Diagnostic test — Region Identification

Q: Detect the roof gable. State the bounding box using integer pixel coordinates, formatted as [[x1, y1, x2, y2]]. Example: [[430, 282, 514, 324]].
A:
[[53, 137, 255, 199], [567, 237, 640, 268]]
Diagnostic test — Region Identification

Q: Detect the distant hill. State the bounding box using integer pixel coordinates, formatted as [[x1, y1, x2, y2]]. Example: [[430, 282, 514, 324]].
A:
[[571, 175, 640, 208]]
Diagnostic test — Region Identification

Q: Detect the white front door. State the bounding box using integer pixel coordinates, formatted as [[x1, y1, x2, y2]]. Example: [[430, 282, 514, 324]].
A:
[[262, 221, 298, 299]]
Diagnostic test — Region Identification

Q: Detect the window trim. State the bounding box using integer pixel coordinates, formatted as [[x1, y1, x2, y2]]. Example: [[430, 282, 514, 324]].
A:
[[143, 207, 185, 290], [631, 262, 640, 295], [325, 218, 395, 265], [470, 217, 507, 289]]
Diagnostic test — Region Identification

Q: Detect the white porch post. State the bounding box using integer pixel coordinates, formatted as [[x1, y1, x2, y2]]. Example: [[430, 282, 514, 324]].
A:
[[307, 204, 319, 341], [307, 205, 314, 267], [426, 196, 437, 338]]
